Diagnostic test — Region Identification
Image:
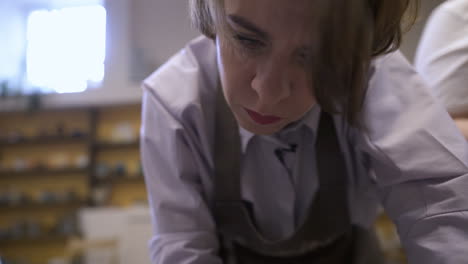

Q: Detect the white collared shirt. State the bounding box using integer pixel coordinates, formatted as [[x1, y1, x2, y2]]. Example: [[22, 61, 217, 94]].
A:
[[141, 36, 468, 264]]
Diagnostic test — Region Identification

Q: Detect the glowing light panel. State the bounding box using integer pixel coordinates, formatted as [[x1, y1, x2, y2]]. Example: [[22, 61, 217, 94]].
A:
[[27, 5, 106, 93]]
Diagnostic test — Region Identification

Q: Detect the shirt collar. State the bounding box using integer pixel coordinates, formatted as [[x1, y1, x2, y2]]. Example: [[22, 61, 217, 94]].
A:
[[238, 105, 321, 153]]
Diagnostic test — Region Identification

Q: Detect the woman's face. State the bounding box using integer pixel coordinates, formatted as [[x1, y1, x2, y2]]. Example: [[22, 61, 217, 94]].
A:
[[216, 0, 317, 135]]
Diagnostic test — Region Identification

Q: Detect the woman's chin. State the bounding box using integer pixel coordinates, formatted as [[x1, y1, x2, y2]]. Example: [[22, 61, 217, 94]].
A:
[[237, 119, 287, 135]]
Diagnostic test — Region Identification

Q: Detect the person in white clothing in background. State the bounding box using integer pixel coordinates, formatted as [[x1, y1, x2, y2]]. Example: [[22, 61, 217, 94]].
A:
[[140, 0, 468, 263], [415, 0, 468, 139]]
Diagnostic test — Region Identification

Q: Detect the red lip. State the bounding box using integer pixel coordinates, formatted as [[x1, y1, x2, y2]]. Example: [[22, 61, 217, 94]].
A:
[[245, 108, 282, 125]]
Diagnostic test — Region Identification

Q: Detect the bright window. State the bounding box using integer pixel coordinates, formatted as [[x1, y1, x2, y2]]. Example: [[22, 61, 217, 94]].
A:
[[26, 5, 106, 94]]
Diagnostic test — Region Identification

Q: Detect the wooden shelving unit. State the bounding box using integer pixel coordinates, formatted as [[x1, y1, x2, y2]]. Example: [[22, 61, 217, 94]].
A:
[[94, 173, 145, 185], [0, 201, 85, 211], [0, 103, 145, 264], [0, 235, 71, 246], [0, 136, 90, 147], [0, 167, 89, 178], [94, 140, 140, 149]]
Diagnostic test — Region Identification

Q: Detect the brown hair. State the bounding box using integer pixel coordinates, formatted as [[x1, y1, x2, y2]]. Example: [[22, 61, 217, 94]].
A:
[[189, 0, 418, 127]]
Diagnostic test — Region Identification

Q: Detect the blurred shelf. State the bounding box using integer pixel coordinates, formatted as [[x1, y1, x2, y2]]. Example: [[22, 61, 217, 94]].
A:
[[0, 234, 72, 246], [0, 135, 90, 147], [95, 174, 145, 184], [94, 140, 139, 149], [0, 167, 89, 178], [0, 201, 85, 211], [112, 175, 145, 182]]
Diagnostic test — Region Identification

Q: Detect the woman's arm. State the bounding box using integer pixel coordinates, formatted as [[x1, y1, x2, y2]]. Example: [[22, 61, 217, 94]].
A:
[[359, 51, 468, 264], [141, 87, 222, 264]]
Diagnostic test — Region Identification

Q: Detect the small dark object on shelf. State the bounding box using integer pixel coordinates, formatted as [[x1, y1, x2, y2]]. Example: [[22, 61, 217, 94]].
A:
[[38, 190, 59, 204], [64, 189, 80, 202], [6, 131, 24, 143], [56, 122, 66, 137], [95, 163, 110, 179], [114, 162, 126, 177], [70, 129, 87, 138]]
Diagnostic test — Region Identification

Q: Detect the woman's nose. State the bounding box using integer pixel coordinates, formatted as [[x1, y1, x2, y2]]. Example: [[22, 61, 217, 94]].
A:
[[251, 58, 291, 110]]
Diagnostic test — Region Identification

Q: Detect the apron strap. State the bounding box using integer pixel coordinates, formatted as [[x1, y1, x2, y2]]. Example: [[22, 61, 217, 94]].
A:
[[213, 85, 242, 202], [213, 83, 351, 255]]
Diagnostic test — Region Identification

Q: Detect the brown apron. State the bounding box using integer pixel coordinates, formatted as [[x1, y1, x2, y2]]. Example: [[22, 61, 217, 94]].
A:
[[213, 87, 385, 264]]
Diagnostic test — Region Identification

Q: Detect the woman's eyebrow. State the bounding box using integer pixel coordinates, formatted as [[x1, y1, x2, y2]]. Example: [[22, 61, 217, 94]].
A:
[[227, 14, 269, 39]]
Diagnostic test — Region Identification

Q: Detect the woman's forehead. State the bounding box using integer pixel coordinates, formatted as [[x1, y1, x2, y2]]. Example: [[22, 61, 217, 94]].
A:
[[223, 0, 316, 43], [224, 0, 315, 21]]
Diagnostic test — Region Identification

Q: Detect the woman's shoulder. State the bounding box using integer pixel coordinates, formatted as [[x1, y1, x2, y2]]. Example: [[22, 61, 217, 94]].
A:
[[362, 50, 433, 135], [368, 50, 418, 94], [141, 36, 218, 161], [142, 36, 218, 125]]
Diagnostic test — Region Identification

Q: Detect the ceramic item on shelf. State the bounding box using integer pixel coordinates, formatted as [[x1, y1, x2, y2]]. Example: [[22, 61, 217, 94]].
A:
[[12, 158, 28, 171], [48, 153, 69, 169], [37, 128, 51, 138], [9, 221, 26, 239], [70, 128, 86, 138], [55, 122, 66, 137], [38, 190, 58, 204], [95, 163, 109, 179], [55, 219, 70, 235], [0, 227, 9, 240], [0, 192, 9, 205], [7, 130, 24, 143], [7, 188, 23, 205], [114, 162, 126, 176], [24, 220, 41, 238], [30, 159, 46, 170], [19, 192, 33, 204], [91, 186, 110, 206], [64, 189, 79, 202], [55, 213, 79, 236], [74, 154, 89, 169], [111, 121, 135, 142]]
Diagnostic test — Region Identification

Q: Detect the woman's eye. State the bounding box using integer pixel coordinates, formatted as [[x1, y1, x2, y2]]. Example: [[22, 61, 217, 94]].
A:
[[234, 34, 264, 50]]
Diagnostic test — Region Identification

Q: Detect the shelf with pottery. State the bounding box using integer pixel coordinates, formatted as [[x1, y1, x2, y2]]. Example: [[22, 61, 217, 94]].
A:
[[91, 104, 147, 208], [0, 234, 73, 246], [0, 104, 145, 264], [93, 139, 140, 149], [0, 135, 90, 147], [0, 167, 90, 178], [0, 200, 86, 211], [94, 173, 145, 184]]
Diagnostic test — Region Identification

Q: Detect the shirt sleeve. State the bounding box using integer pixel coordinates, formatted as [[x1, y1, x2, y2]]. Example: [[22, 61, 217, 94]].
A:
[[414, 4, 468, 114], [140, 85, 222, 264], [357, 51, 468, 263]]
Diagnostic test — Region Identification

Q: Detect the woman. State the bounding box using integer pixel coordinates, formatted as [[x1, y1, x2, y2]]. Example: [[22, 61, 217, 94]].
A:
[[141, 0, 468, 263]]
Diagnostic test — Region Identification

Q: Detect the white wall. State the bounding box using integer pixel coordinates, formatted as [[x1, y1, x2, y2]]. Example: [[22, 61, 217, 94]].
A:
[[129, 0, 199, 81]]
